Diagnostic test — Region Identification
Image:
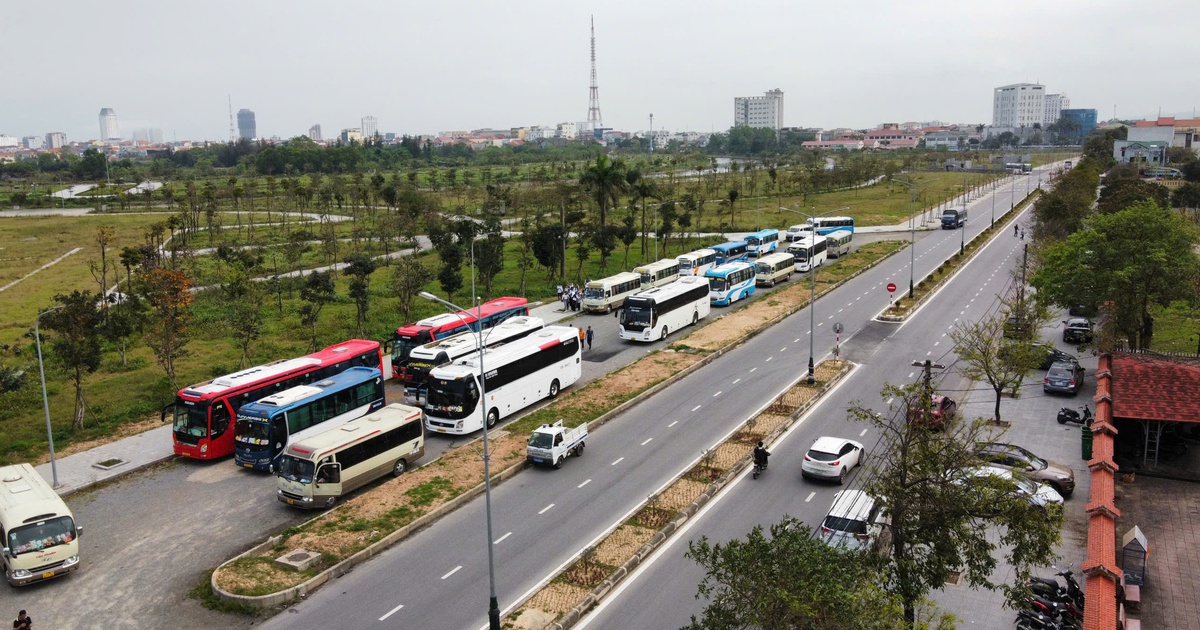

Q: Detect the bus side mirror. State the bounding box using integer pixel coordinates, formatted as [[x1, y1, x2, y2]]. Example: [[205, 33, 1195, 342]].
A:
[[2, 547, 12, 559], [75, 526, 83, 537], [160, 403, 173, 423]]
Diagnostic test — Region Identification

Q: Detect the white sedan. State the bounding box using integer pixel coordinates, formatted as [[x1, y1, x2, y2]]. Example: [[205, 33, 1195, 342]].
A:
[[801, 436, 864, 484]]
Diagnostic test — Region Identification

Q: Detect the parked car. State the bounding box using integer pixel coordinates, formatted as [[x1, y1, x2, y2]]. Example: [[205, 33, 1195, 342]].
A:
[[908, 394, 957, 430], [1003, 315, 1032, 340], [802, 437, 864, 484], [1062, 318, 1094, 343], [820, 489, 888, 552], [972, 442, 1075, 497], [1067, 304, 1095, 317], [955, 465, 1064, 512], [1044, 360, 1085, 395], [999, 341, 1077, 370]]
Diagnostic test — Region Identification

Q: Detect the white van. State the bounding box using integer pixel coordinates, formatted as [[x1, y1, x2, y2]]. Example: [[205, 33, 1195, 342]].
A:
[[0, 464, 81, 586]]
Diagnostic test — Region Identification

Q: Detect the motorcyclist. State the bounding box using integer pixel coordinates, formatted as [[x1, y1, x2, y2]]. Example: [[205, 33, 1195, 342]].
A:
[[753, 441, 770, 469]]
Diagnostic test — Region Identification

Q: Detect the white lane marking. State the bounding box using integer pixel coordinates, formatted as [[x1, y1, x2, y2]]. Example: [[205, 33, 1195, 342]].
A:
[[494, 532, 512, 544], [818, 322, 824, 327], [934, 342, 940, 347], [732, 378, 741, 385], [805, 492, 816, 502], [691, 405, 701, 412], [441, 566, 462, 580], [907, 372, 915, 379], [750, 367, 757, 372], [611, 457, 624, 466], [641, 438, 653, 446], [794, 338, 801, 342], [577, 479, 591, 489], [886, 397, 895, 405], [766, 356, 774, 362], [779, 347, 787, 352], [926, 351, 932, 356], [714, 390, 724, 396], [668, 420, 678, 427], [539, 504, 555, 515], [942, 332, 947, 337], [859, 428, 868, 437], [838, 308, 844, 313], [380, 604, 405, 621]]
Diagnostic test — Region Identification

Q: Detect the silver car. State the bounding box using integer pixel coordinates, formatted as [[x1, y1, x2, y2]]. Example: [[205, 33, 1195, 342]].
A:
[[820, 489, 887, 552]]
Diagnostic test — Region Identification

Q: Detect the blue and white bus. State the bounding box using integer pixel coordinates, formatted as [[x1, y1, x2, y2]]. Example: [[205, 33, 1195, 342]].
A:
[[705, 261, 756, 306], [711, 241, 749, 265], [809, 216, 855, 235], [744, 229, 780, 258], [677, 249, 718, 277], [234, 367, 386, 471], [787, 235, 828, 273]]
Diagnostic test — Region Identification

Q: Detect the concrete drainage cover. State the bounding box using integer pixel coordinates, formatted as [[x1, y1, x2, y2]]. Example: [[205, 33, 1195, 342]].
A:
[[92, 458, 126, 470], [275, 549, 322, 571]]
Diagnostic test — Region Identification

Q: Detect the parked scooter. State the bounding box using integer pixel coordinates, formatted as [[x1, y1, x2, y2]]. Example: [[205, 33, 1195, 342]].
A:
[[1026, 593, 1082, 626], [1057, 406, 1092, 425], [1028, 569, 1085, 611], [1015, 608, 1067, 630]]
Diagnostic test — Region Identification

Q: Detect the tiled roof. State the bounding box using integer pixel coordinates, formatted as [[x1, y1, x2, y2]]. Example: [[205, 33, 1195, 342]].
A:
[[1111, 353, 1200, 423]]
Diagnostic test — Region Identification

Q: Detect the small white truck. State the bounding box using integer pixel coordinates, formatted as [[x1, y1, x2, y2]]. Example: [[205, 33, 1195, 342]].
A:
[[526, 421, 587, 469]]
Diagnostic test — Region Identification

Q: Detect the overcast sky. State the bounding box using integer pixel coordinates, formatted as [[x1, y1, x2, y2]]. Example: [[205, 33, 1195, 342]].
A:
[[5, 0, 1199, 142]]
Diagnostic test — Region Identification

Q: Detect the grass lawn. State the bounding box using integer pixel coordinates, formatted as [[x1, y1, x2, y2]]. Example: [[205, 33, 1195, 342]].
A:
[[1148, 301, 1200, 354]]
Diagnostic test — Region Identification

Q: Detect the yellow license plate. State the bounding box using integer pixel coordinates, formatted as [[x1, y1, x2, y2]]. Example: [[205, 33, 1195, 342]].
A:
[[242, 463, 253, 468], [41, 570, 55, 579], [286, 499, 296, 505], [434, 428, 446, 433]]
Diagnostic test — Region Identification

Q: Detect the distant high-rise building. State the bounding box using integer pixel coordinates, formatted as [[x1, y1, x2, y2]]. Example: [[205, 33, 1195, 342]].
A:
[[237, 109, 256, 140], [308, 124, 322, 141], [361, 116, 378, 139], [99, 108, 119, 141], [340, 128, 362, 144], [992, 83, 1045, 128], [131, 128, 164, 144], [22, 136, 44, 150], [1061, 109, 1098, 139], [45, 132, 66, 149], [734, 89, 785, 130], [1044, 93, 1070, 126]]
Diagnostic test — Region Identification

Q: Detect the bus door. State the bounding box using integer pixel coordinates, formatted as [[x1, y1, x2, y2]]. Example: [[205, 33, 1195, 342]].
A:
[[270, 415, 288, 462], [315, 459, 342, 498], [382, 340, 394, 380], [211, 401, 232, 441]]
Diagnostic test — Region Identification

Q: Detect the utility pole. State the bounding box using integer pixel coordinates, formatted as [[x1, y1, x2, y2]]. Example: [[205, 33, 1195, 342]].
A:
[[911, 359, 947, 400]]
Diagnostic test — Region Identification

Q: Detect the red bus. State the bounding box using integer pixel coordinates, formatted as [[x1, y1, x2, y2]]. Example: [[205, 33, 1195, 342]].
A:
[[387, 296, 529, 386], [164, 339, 383, 460]]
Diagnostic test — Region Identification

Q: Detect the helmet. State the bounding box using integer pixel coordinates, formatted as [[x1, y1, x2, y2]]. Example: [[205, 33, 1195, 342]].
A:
[[757, 441, 764, 447]]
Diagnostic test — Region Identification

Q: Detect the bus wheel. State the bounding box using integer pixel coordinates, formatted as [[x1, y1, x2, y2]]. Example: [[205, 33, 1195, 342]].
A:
[[660, 326, 669, 340], [325, 496, 337, 509], [392, 459, 407, 477], [487, 408, 499, 429], [692, 312, 698, 325], [549, 379, 560, 399]]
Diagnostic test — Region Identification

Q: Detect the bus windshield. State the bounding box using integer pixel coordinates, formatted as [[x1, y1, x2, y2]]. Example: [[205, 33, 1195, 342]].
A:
[[621, 303, 653, 327], [426, 377, 479, 418], [234, 416, 271, 445], [7, 516, 77, 556], [276, 456, 314, 484], [583, 286, 605, 300], [707, 277, 728, 292], [173, 402, 209, 438], [392, 332, 430, 364], [745, 236, 761, 246], [678, 259, 694, 271]]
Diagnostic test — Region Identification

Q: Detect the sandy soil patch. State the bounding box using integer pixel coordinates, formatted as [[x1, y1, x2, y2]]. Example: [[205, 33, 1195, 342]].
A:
[[523, 582, 592, 616], [711, 441, 753, 470], [657, 478, 708, 511], [593, 524, 656, 566], [509, 607, 560, 630]]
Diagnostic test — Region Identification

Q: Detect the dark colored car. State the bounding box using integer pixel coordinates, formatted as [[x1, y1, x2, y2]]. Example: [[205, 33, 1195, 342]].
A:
[[908, 394, 957, 430], [1067, 304, 1095, 317], [973, 442, 1076, 498], [1062, 318, 1094, 343], [1003, 316, 1032, 340], [1044, 360, 1085, 395]]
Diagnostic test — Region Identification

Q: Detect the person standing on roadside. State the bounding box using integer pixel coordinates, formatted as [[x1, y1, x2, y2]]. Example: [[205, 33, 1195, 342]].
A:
[[1013, 224, 1018, 237], [578, 326, 586, 346], [14, 610, 31, 630], [586, 326, 594, 350]]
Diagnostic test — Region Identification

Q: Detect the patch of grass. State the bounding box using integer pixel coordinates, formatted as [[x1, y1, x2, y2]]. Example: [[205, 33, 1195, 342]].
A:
[[1147, 301, 1200, 354], [218, 556, 321, 597], [188, 571, 260, 616], [404, 476, 454, 507]]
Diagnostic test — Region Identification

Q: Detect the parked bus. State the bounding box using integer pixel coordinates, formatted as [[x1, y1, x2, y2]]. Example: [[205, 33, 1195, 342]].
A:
[[788, 235, 829, 272], [388, 296, 529, 382], [755, 251, 796, 287], [233, 366, 386, 471], [809, 216, 855, 235], [166, 339, 382, 460], [706, 261, 757, 306], [276, 403, 425, 509], [786, 224, 815, 242], [711, 241, 750, 265], [424, 326, 582, 434], [744, 229, 780, 258], [677, 249, 718, 277], [618, 276, 711, 342], [634, 258, 681, 288], [404, 316, 545, 397], [824, 229, 854, 258], [0, 463, 81, 586], [583, 272, 642, 313]]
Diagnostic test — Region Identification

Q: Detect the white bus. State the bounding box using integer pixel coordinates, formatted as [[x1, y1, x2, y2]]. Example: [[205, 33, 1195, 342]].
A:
[[0, 463, 82, 586], [788, 235, 828, 273], [755, 251, 796, 287], [583, 272, 642, 313], [786, 224, 815, 242], [677, 249, 718, 277], [825, 229, 853, 258], [424, 326, 582, 434], [405, 316, 545, 396], [276, 403, 426, 509], [618, 276, 711, 342], [705, 261, 756, 306], [634, 258, 681, 288]]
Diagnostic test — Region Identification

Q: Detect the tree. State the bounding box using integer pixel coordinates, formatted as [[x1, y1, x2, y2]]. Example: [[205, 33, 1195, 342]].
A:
[[343, 253, 377, 338], [683, 518, 909, 630], [531, 223, 566, 281], [1032, 200, 1200, 349], [1096, 178, 1170, 215], [579, 154, 629, 229], [949, 312, 1040, 424], [89, 225, 117, 319], [389, 256, 434, 322], [475, 216, 506, 299], [119, 246, 142, 291], [140, 268, 194, 387], [850, 383, 1062, 627], [298, 271, 336, 351], [1172, 182, 1200, 214], [100, 293, 145, 367], [41, 292, 103, 430], [222, 270, 264, 368], [726, 188, 740, 225]]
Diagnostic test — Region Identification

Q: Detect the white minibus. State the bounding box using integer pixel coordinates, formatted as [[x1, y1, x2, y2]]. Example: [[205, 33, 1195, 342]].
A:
[[583, 272, 642, 313], [634, 258, 681, 288], [0, 464, 81, 586], [755, 251, 796, 287], [677, 249, 718, 277], [825, 230, 853, 258]]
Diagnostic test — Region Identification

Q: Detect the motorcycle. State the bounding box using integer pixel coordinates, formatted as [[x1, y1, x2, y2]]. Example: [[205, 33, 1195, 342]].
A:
[[1026, 593, 1082, 625], [1057, 406, 1092, 426], [752, 460, 767, 479], [1015, 608, 1067, 630], [1028, 569, 1085, 611]]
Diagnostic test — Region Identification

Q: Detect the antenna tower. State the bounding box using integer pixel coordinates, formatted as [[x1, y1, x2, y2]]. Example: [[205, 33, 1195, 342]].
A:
[[587, 16, 603, 127], [228, 95, 236, 143]]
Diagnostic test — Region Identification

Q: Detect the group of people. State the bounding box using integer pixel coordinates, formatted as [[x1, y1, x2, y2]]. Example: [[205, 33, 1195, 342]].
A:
[[557, 284, 583, 312]]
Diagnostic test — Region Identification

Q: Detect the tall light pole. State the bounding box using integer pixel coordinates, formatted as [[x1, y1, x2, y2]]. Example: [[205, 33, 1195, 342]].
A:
[[35, 305, 64, 488], [781, 206, 847, 384], [891, 177, 919, 298]]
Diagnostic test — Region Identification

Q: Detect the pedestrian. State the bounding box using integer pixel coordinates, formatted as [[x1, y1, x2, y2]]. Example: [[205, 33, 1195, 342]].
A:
[[586, 326, 594, 350], [1013, 224, 1018, 237], [578, 326, 586, 346], [1020, 228, 1025, 241], [13, 610, 30, 630], [556, 284, 563, 302]]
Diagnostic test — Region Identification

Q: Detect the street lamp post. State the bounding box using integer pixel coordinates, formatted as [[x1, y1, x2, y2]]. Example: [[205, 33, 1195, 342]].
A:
[[35, 305, 64, 487], [780, 206, 847, 384], [891, 178, 919, 299]]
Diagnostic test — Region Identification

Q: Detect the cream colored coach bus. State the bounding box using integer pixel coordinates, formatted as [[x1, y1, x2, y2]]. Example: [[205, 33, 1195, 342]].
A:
[[0, 463, 82, 586]]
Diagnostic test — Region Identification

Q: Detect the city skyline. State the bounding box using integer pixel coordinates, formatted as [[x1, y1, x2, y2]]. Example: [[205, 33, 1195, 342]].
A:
[[5, 0, 1199, 143]]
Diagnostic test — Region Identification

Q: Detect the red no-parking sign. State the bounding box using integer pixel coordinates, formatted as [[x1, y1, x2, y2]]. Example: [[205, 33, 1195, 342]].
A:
[[887, 283, 897, 293]]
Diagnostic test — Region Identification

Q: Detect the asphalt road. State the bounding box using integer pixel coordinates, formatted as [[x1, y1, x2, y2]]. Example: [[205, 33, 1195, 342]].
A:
[[258, 167, 1064, 629]]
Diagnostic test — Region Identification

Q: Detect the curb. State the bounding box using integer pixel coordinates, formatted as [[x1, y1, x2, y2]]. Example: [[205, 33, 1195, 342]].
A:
[[209, 246, 898, 608], [53, 452, 177, 498]]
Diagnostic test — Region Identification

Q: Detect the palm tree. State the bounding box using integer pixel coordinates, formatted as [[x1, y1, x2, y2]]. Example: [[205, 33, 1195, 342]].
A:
[[631, 179, 658, 257], [579, 154, 628, 230]]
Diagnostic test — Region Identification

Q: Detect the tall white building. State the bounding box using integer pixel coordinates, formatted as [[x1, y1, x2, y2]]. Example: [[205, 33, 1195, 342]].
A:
[[308, 124, 322, 141], [45, 132, 66, 149], [733, 89, 784, 130], [1043, 93, 1070, 126], [555, 122, 577, 139], [992, 84, 1045, 128], [361, 116, 378, 139], [99, 107, 119, 141]]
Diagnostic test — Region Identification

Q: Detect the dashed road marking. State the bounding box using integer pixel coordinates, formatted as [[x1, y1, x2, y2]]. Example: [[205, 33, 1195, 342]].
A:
[[611, 457, 624, 466], [380, 604, 405, 621], [494, 532, 512, 544], [641, 438, 653, 446], [441, 566, 462, 580], [668, 420, 678, 427], [805, 492, 816, 502], [577, 479, 591, 489], [538, 504, 555, 515], [691, 405, 701, 412], [860, 428, 868, 436]]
